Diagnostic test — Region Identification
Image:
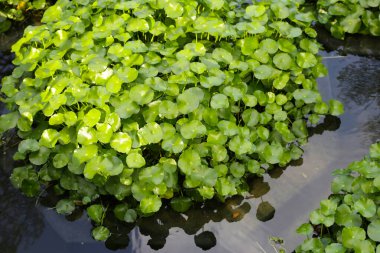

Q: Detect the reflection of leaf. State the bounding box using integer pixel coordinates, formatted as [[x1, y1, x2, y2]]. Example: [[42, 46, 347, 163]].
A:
[[256, 201, 275, 222], [194, 231, 217, 251], [337, 58, 380, 108], [0, 142, 44, 253]]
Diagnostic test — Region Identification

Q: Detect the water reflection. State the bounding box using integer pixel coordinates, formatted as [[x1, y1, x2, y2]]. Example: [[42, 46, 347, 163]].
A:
[[336, 57, 380, 143], [315, 25, 380, 58], [36, 114, 338, 252], [337, 58, 380, 108], [0, 133, 44, 253]]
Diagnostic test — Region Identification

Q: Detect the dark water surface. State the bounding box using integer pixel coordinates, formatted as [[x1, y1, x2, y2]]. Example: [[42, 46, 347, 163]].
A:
[[1, 52, 379, 253]]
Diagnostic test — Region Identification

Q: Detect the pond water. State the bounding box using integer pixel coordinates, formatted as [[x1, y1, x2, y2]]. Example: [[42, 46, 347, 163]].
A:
[[0, 46, 379, 253]]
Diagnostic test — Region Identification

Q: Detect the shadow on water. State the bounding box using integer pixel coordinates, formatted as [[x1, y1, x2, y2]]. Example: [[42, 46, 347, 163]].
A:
[[15, 115, 338, 253], [0, 132, 44, 253]]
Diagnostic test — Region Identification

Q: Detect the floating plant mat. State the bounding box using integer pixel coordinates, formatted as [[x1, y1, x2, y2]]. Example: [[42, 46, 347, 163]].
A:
[[0, 0, 343, 242]]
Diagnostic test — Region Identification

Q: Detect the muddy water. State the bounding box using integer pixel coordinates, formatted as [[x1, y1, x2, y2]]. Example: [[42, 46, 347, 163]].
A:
[[0, 51, 379, 253]]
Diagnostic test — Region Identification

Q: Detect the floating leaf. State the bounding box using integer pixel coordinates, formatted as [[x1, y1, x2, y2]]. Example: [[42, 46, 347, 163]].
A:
[[170, 197, 192, 212], [92, 226, 110, 241], [56, 199, 75, 215], [87, 204, 105, 224]]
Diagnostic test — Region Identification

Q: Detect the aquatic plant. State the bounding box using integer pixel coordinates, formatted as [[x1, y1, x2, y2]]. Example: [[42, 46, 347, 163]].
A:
[[0, 0, 343, 241], [296, 142, 380, 252], [0, 0, 51, 33], [316, 0, 380, 39]]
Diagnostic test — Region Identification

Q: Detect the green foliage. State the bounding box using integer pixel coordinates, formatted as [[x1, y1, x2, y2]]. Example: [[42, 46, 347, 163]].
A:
[[296, 142, 380, 253], [316, 0, 380, 39], [0, 0, 51, 33], [1, 0, 344, 242]]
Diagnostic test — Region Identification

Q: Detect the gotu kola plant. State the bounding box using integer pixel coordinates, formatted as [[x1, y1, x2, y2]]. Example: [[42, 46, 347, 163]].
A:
[[316, 0, 380, 39], [1, 0, 343, 241], [296, 142, 380, 253], [0, 0, 51, 33]]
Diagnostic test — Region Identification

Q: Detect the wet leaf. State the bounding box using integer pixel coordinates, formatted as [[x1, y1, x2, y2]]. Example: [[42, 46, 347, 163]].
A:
[[87, 204, 105, 224], [56, 199, 75, 215], [92, 226, 110, 241]]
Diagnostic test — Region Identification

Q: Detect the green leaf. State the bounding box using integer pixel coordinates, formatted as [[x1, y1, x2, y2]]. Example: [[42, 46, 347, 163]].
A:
[[117, 67, 139, 83], [77, 127, 98, 145], [254, 65, 275, 80], [84, 109, 102, 127], [18, 139, 40, 154], [41, 5, 62, 23], [87, 204, 105, 224], [370, 142, 380, 159], [325, 243, 345, 253], [29, 147, 51, 165], [320, 199, 337, 216], [92, 226, 110, 241], [296, 53, 318, 68], [230, 162, 245, 178], [212, 48, 233, 63], [140, 196, 162, 214], [261, 143, 285, 164], [296, 223, 313, 236], [130, 84, 154, 105], [164, 1, 184, 18], [353, 197, 376, 218], [368, 220, 380, 242], [56, 199, 75, 215], [293, 89, 321, 104], [180, 120, 207, 139], [124, 209, 137, 223], [335, 204, 362, 227], [0, 112, 19, 133], [73, 145, 98, 164], [273, 53, 293, 70], [110, 132, 132, 153], [126, 152, 146, 168], [178, 149, 201, 174], [162, 134, 187, 154], [88, 57, 109, 72], [310, 209, 335, 227], [245, 5, 266, 18], [138, 122, 163, 145], [203, 0, 224, 10], [177, 88, 204, 114], [126, 18, 149, 32], [342, 227, 366, 249], [159, 100, 179, 119], [329, 100, 344, 116], [170, 197, 192, 212]]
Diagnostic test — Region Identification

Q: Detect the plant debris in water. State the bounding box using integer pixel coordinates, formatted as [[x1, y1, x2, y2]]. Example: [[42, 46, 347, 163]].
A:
[[0, 0, 344, 242]]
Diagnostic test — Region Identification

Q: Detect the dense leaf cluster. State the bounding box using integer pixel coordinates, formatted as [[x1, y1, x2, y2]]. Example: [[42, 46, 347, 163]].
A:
[[0, 0, 51, 33], [317, 0, 380, 39], [296, 142, 380, 253], [1, 0, 344, 241]]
